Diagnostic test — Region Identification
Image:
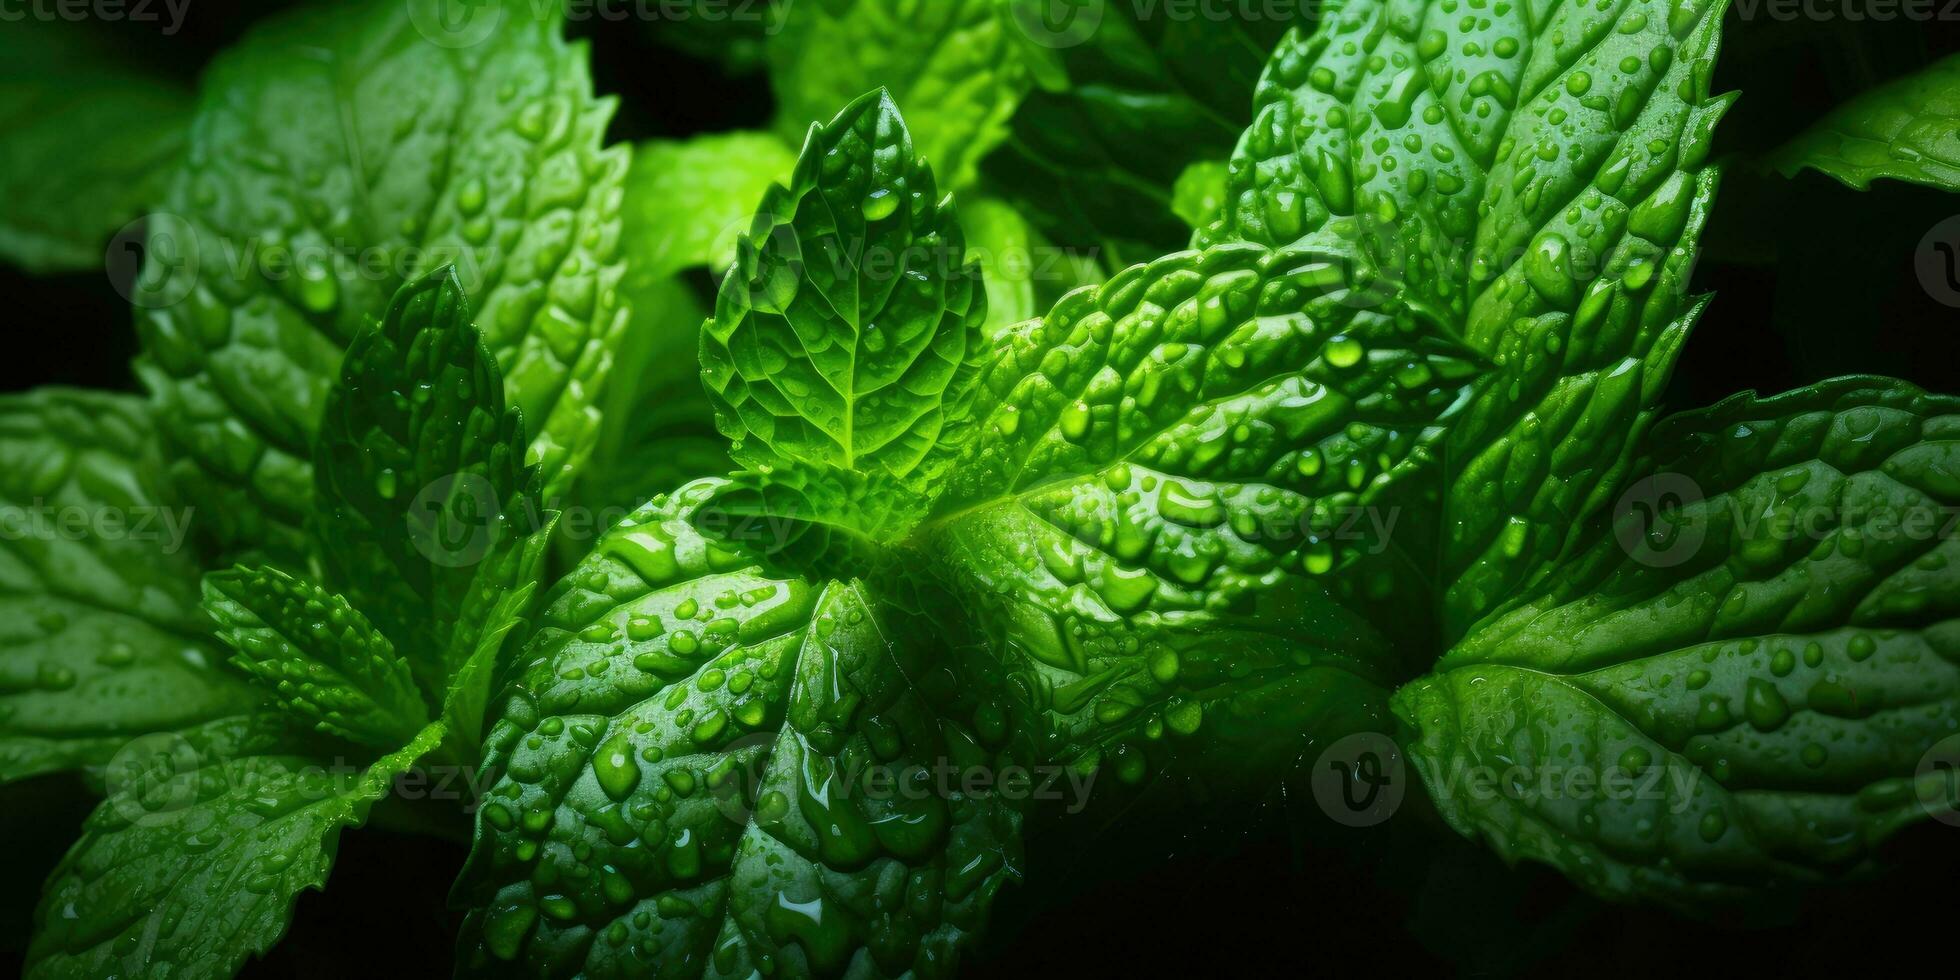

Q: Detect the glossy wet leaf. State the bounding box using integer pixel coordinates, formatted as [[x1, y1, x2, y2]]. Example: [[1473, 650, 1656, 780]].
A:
[[1772, 53, 1960, 192], [454, 480, 1021, 977], [1199, 0, 1732, 637], [0, 390, 255, 786], [921, 242, 1483, 760], [702, 90, 986, 538], [203, 566, 429, 750], [25, 720, 445, 979], [134, 0, 628, 563], [1396, 378, 1960, 903], [314, 268, 541, 698]]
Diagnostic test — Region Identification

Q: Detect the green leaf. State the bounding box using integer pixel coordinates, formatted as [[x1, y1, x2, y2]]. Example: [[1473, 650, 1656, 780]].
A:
[[135, 0, 628, 564], [1769, 53, 1960, 192], [0, 389, 255, 786], [453, 480, 1021, 977], [202, 566, 429, 750], [314, 268, 540, 698], [1396, 377, 1960, 903], [624, 132, 800, 281], [0, 20, 189, 273], [25, 720, 445, 979], [986, 0, 1289, 266], [960, 197, 1039, 337], [442, 512, 559, 759], [1171, 160, 1229, 232], [769, 0, 1030, 192], [919, 242, 1483, 759], [581, 276, 728, 534], [1199, 0, 1732, 636], [701, 90, 986, 538]]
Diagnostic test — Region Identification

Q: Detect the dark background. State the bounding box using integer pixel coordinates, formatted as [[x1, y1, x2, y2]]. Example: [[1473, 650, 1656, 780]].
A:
[[4, 4, 1957, 977]]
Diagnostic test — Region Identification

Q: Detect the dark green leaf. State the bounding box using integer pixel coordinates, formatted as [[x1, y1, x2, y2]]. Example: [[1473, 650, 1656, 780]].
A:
[[135, 0, 628, 564], [1397, 377, 1960, 903], [25, 720, 445, 979], [1770, 53, 1960, 191], [203, 566, 429, 750], [0, 390, 255, 786], [454, 480, 1021, 977], [314, 267, 540, 698]]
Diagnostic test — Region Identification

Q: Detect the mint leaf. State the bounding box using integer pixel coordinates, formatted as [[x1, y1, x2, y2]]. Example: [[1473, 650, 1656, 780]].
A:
[[315, 268, 540, 698], [960, 197, 1040, 337], [0, 390, 255, 786], [1771, 53, 1960, 191], [624, 132, 800, 281], [769, 0, 1030, 192], [442, 512, 559, 759], [579, 134, 797, 523], [135, 0, 628, 564], [921, 242, 1482, 759], [202, 566, 429, 750], [1201, 1, 1731, 636], [26, 720, 445, 979], [1171, 160, 1229, 233], [987, 1, 1287, 266], [454, 480, 1021, 977], [702, 90, 986, 538], [0, 21, 188, 274], [1396, 377, 1960, 903]]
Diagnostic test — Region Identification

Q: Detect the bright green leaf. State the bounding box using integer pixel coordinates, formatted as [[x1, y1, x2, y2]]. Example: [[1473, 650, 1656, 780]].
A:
[[769, 0, 1030, 192], [314, 268, 540, 698], [1397, 377, 1960, 903], [0, 20, 189, 274], [25, 720, 445, 979], [202, 566, 430, 750], [920, 242, 1483, 759], [1171, 160, 1229, 232], [1771, 53, 1960, 192], [960, 197, 1039, 336], [0, 389, 255, 786], [701, 90, 986, 538], [453, 480, 1021, 977], [624, 132, 799, 280], [1200, 0, 1732, 637], [135, 0, 628, 564], [442, 512, 559, 759]]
